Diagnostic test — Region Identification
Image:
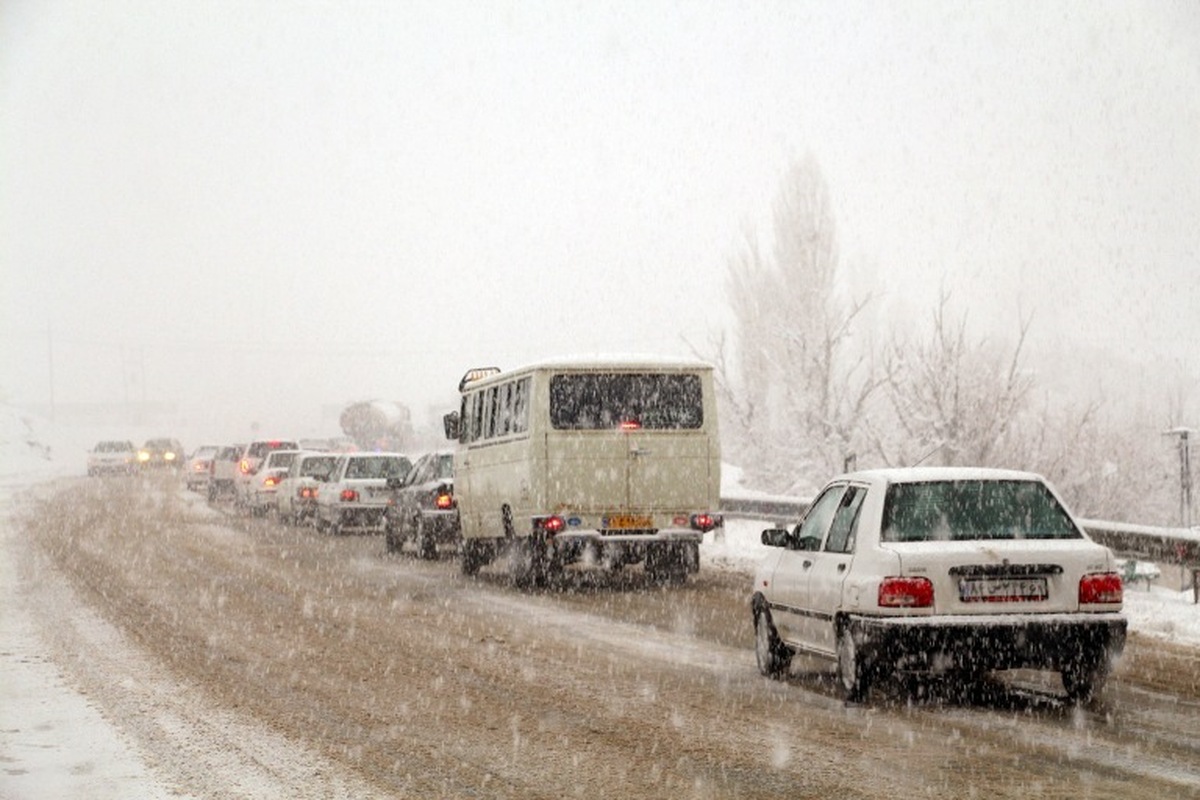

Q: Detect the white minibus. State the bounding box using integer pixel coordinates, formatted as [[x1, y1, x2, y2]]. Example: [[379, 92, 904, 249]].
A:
[[444, 357, 723, 585]]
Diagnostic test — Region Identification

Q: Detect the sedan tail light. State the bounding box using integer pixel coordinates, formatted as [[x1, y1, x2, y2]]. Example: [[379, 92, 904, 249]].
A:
[[1079, 572, 1123, 605], [690, 512, 722, 533], [340, 489, 359, 502], [435, 491, 454, 510], [878, 576, 934, 608]]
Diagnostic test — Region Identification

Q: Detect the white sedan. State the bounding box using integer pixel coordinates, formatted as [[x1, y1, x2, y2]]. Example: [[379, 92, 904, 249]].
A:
[[87, 440, 137, 476], [243, 449, 302, 516], [275, 452, 337, 525], [314, 452, 412, 535], [751, 467, 1127, 704]]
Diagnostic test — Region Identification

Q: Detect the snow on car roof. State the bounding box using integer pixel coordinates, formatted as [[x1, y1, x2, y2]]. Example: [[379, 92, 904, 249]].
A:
[[841, 466, 1046, 484]]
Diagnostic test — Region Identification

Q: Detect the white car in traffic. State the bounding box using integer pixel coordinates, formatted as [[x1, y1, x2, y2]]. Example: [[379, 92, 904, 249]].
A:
[[233, 439, 299, 509], [751, 467, 1127, 704], [243, 449, 301, 515], [314, 452, 411, 535], [87, 440, 137, 476], [275, 451, 338, 525]]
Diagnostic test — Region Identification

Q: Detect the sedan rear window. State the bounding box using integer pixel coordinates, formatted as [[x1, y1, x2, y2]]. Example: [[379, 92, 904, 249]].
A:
[[881, 479, 1083, 542], [345, 456, 411, 480], [299, 456, 336, 478], [248, 441, 299, 458]]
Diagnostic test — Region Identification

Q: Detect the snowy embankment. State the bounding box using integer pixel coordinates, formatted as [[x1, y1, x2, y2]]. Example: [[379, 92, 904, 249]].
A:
[[0, 407, 179, 798]]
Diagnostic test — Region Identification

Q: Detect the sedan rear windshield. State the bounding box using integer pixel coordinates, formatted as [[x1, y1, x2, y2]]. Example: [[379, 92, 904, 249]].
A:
[[300, 456, 336, 478], [549, 373, 703, 430], [266, 452, 297, 469], [881, 480, 1083, 542], [345, 456, 411, 480], [248, 441, 299, 458]]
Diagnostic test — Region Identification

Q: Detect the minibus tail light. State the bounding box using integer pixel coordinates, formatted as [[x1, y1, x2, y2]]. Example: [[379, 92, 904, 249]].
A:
[[536, 515, 565, 535]]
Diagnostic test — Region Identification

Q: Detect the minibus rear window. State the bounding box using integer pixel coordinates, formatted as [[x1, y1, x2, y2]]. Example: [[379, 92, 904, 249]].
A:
[[549, 373, 703, 430]]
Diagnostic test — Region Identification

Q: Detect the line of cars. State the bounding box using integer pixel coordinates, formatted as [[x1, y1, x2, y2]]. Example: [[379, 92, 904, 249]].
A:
[[90, 436, 1128, 706], [183, 438, 462, 557]]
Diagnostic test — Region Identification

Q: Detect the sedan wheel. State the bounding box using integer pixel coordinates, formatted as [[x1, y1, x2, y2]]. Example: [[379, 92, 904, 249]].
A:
[[837, 624, 871, 702], [416, 516, 436, 560], [754, 609, 792, 679], [1062, 655, 1109, 704]]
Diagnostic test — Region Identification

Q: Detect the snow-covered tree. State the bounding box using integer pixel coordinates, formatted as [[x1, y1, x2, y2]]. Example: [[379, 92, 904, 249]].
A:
[[717, 156, 881, 491], [868, 291, 1033, 468]]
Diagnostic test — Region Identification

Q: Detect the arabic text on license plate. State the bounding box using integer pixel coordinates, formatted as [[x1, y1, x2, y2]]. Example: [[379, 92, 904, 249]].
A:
[[606, 514, 653, 529], [959, 577, 1047, 602]]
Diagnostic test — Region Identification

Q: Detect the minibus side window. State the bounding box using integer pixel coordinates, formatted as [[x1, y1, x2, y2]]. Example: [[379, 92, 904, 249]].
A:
[[512, 377, 530, 434]]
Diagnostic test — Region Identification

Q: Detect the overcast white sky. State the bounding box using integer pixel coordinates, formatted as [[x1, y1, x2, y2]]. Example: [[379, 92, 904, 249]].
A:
[[2, 1, 1198, 439]]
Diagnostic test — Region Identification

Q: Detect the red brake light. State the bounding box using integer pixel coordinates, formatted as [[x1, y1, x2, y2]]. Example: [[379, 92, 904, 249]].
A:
[[619, 419, 641, 430], [1079, 572, 1123, 605], [239, 459, 251, 474], [690, 513, 720, 532], [435, 492, 454, 510], [537, 515, 565, 534], [878, 577, 934, 608], [264, 475, 280, 487], [340, 488, 359, 502]]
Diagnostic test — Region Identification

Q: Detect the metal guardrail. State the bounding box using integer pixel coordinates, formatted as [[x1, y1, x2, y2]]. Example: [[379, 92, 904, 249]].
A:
[[719, 494, 809, 522], [1079, 519, 1200, 564]]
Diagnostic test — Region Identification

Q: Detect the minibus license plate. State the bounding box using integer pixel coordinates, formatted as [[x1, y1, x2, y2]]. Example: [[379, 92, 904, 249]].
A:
[[606, 514, 653, 529]]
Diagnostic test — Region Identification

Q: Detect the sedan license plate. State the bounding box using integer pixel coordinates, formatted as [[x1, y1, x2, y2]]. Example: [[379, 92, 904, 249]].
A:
[[604, 514, 653, 529], [959, 576, 1047, 603]]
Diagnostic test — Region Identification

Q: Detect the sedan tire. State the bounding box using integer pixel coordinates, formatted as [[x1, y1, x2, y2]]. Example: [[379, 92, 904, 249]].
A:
[[416, 516, 436, 560], [754, 608, 792, 680], [1061, 653, 1110, 704], [837, 622, 872, 703]]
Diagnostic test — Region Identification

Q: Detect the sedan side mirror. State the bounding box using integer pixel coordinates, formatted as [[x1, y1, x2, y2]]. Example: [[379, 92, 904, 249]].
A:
[[761, 527, 791, 548]]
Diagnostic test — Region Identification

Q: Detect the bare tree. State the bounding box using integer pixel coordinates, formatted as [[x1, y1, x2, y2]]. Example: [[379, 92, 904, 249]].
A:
[[715, 156, 880, 491], [873, 291, 1033, 468]]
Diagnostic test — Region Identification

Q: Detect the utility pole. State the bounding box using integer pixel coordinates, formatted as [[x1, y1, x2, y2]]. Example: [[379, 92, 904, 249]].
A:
[[1163, 427, 1194, 530], [1163, 427, 1196, 598]]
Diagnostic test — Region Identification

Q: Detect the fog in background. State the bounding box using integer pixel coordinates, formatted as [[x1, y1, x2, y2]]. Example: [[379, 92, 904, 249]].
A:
[[2, 1, 1198, 443]]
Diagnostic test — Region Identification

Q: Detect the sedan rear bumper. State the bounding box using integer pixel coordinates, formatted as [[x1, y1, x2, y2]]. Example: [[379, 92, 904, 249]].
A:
[[848, 612, 1127, 673]]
